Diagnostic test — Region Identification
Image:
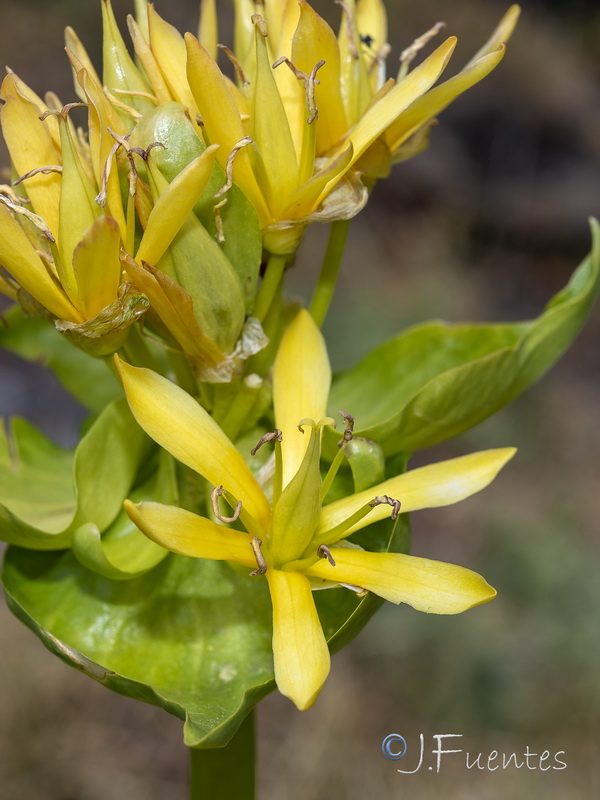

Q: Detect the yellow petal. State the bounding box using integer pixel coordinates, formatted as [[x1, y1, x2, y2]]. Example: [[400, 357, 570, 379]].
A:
[[198, 0, 218, 61], [273, 309, 331, 487], [72, 215, 121, 318], [337, 0, 373, 123], [185, 33, 270, 222], [115, 358, 271, 529], [0, 203, 80, 322], [6, 69, 60, 148], [292, 1, 348, 154], [385, 45, 507, 154], [75, 67, 127, 239], [356, 0, 387, 53], [65, 26, 103, 103], [233, 0, 257, 79], [321, 36, 457, 204], [267, 569, 330, 710], [124, 500, 256, 566], [136, 144, 219, 266], [0, 73, 61, 238], [465, 4, 520, 68], [148, 6, 199, 113], [127, 14, 173, 105], [251, 21, 299, 213], [306, 548, 496, 614], [319, 448, 516, 539], [101, 0, 153, 117], [57, 113, 100, 306], [281, 143, 354, 220]]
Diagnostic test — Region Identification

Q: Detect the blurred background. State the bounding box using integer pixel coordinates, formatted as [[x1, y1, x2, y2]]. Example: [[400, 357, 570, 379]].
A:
[[0, 0, 599, 797]]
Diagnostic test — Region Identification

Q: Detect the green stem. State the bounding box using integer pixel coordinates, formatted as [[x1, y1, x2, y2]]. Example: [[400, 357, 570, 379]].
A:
[[254, 254, 287, 322], [309, 219, 350, 327], [189, 710, 256, 800]]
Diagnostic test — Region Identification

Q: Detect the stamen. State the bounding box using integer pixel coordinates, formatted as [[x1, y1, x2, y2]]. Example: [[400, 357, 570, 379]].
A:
[[217, 43, 250, 86], [13, 166, 63, 185], [95, 139, 121, 206], [250, 536, 268, 576], [40, 103, 87, 121], [210, 485, 243, 523], [103, 88, 143, 120], [251, 14, 268, 38], [273, 57, 325, 124], [336, 1, 360, 60], [317, 544, 336, 567], [214, 136, 254, 199], [369, 494, 402, 521], [368, 43, 392, 76], [398, 21, 446, 80], [338, 409, 354, 447], [109, 87, 159, 105], [250, 429, 282, 457], [0, 192, 55, 242], [213, 198, 227, 244], [341, 583, 369, 597]]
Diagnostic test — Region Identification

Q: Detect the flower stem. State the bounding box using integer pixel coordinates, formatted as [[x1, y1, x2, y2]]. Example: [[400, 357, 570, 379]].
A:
[[309, 219, 350, 327], [254, 254, 287, 322], [189, 710, 256, 800]]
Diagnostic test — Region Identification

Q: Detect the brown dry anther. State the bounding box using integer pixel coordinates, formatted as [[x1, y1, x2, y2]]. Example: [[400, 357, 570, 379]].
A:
[[250, 429, 283, 456], [369, 495, 402, 520], [250, 536, 268, 576], [317, 545, 336, 567], [338, 409, 354, 447], [210, 485, 243, 523], [217, 43, 250, 86], [13, 165, 63, 185], [272, 57, 325, 124], [214, 136, 254, 199]]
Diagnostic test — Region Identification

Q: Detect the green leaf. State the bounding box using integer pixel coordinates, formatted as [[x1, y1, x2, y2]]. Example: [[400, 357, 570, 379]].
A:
[[328, 219, 600, 454], [2, 512, 410, 748], [71, 452, 177, 580], [0, 399, 150, 549], [0, 305, 122, 413]]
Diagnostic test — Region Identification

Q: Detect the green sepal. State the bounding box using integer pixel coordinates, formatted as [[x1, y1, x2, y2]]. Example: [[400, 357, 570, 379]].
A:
[[130, 102, 261, 309], [0, 399, 150, 548], [327, 219, 600, 455], [0, 305, 121, 412], [71, 451, 177, 580]]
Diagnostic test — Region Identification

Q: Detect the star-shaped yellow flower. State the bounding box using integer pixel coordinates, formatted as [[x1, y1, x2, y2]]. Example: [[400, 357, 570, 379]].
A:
[[116, 309, 514, 709]]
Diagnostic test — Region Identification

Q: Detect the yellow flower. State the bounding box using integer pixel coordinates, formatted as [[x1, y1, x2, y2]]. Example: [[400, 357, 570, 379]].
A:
[[116, 309, 515, 710]]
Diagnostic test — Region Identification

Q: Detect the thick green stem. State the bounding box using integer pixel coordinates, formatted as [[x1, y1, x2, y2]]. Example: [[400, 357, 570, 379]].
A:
[[189, 710, 256, 800], [254, 254, 287, 322], [309, 219, 350, 327]]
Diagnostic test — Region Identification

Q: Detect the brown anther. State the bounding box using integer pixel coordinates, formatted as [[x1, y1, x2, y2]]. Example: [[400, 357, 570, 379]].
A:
[[103, 88, 142, 120], [213, 198, 228, 244], [218, 43, 250, 86], [40, 102, 87, 121], [0, 192, 55, 242], [335, 1, 360, 59], [195, 113, 204, 128], [399, 22, 446, 69], [368, 43, 392, 75], [369, 495, 402, 521], [95, 139, 121, 206], [317, 545, 336, 567], [109, 87, 159, 105], [251, 429, 282, 457], [250, 536, 268, 576], [251, 14, 268, 37], [273, 57, 324, 124], [210, 485, 243, 523], [214, 136, 253, 199], [13, 166, 63, 186], [338, 409, 354, 448]]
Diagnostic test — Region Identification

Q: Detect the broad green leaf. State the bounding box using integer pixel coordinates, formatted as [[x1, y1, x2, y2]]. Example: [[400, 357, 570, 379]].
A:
[[0, 305, 121, 413], [0, 399, 149, 548], [328, 220, 600, 454], [72, 452, 177, 580], [2, 511, 410, 747]]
